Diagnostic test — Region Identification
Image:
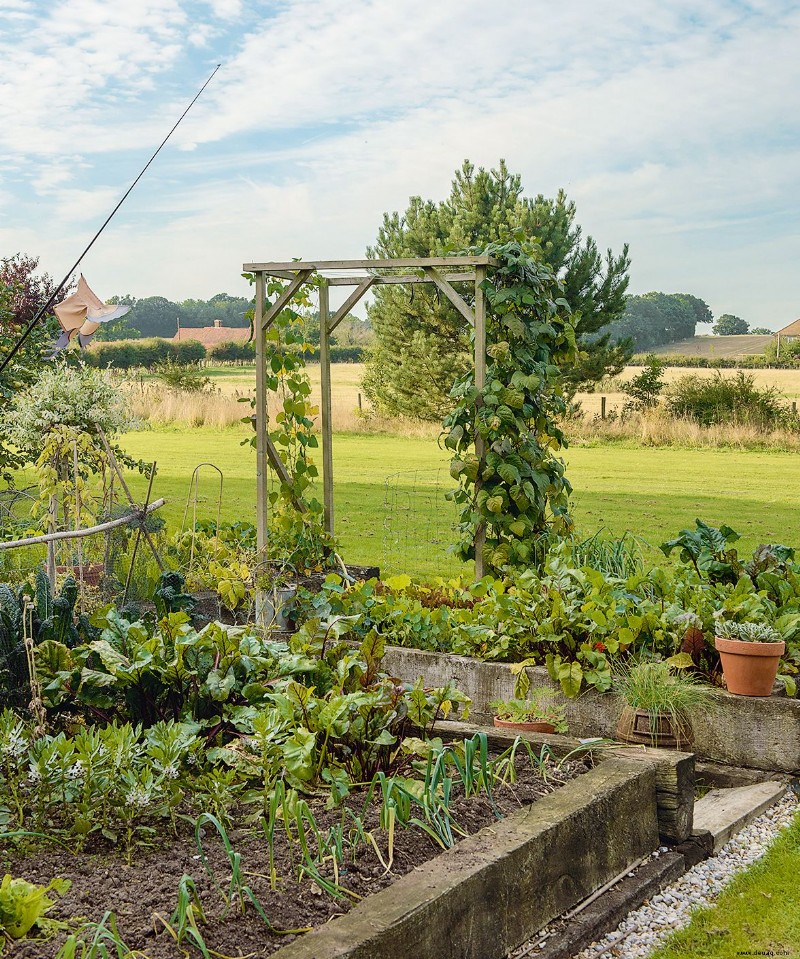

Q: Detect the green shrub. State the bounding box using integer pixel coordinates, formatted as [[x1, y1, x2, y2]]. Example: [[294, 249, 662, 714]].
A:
[[154, 360, 213, 393], [85, 338, 207, 370], [622, 354, 665, 412], [665, 372, 792, 428], [207, 340, 255, 362]]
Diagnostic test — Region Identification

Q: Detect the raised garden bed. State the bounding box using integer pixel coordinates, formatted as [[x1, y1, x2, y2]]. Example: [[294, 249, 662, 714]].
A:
[[268, 757, 659, 959], [1, 746, 624, 957], [381, 646, 800, 773]]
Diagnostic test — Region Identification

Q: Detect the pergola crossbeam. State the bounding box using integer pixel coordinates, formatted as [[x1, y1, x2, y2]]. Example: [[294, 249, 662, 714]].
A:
[[327, 276, 376, 334], [244, 256, 496, 272], [325, 272, 477, 287], [259, 269, 314, 331], [426, 267, 475, 326]]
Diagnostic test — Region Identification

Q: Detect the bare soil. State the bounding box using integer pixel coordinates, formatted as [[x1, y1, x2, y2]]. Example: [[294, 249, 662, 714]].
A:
[[2, 754, 590, 958]]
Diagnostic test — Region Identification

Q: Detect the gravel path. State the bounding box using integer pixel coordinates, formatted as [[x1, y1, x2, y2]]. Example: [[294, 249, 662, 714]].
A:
[[511, 790, 799, 959], [580, 792, 799, 959]]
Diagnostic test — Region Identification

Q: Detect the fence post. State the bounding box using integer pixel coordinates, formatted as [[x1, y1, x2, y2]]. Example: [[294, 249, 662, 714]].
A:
[[601, 396, 607, 420]]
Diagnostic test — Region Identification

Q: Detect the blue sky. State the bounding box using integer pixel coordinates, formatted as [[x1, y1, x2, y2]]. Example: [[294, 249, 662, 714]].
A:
[[1, 0, 799, 328]]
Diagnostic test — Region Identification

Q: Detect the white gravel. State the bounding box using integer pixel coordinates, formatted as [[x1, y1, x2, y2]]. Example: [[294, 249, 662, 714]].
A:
[[512, 790, 799, 959]]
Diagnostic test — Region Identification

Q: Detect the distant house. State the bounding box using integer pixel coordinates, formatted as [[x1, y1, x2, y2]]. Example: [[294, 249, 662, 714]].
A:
[[173, 319, 250, 347], [776, 319, 800, 344]]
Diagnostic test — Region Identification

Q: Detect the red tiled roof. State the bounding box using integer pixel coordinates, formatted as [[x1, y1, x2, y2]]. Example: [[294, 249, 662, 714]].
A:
[[776, 319, 800, 336], [173, 325, 250, 347]]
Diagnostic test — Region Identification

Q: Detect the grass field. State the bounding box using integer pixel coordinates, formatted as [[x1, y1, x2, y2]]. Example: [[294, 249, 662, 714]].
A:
[[648, 334, 773, 358], [108, 424, 800, 579]]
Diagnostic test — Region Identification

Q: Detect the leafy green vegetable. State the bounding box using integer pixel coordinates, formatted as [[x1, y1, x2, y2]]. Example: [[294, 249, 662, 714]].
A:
[[0, 873, 70, 943]]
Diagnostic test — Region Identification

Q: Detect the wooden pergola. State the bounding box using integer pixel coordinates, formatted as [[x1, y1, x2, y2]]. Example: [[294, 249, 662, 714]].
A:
[[242, 256, 498, 583]]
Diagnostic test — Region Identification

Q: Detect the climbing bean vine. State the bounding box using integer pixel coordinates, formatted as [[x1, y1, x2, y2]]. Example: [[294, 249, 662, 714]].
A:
[[442, 238, 577, 574]]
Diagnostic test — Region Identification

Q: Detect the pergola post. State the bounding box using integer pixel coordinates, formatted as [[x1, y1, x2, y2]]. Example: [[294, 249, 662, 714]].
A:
[[319, 281, 334, 535], [254, 270, 269, 624], [473, 266, 487, 580]]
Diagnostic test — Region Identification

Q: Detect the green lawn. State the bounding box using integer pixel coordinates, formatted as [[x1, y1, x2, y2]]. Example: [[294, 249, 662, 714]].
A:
[[106, 427, 800, 578], [651, 809, 800, 958]]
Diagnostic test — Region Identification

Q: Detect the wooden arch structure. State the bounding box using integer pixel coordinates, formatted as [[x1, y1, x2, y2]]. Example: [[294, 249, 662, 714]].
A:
[[243, 255, 498, 583]]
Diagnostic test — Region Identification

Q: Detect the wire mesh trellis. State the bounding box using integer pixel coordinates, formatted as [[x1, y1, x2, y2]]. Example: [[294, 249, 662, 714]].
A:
[[381, 468, 461, 578], [0, 502, 167, 601], [0, 487, 45, 582]]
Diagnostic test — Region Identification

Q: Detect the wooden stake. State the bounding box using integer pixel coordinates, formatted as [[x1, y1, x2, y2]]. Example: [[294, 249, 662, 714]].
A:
[[96, 428, 164, 571], [473, 266, 487, 580], [72, 441, 85, 613], [319, 281, 334, 535]]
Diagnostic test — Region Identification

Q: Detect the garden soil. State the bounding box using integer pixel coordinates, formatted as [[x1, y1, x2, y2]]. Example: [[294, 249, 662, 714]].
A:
[[2, 755, 589, 958]]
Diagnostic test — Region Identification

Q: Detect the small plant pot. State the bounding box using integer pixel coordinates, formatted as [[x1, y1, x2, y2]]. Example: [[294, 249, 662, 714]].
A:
[[615, 705, 691, 749], [56, 563, 105, 587], [493, 716, 556, 734], [714, 636, 785, 696]]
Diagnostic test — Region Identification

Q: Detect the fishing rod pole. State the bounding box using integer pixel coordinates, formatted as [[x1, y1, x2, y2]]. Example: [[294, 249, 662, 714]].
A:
[[0, 62, 221, 376]]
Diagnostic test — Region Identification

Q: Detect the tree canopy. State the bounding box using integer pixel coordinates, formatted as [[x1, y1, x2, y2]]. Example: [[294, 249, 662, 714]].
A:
[[606, 292, 709, 350], [713, 314, 749, 335], [0, 254, 66, 477], [362, 160, 631, 420], [105, 293, 254, 339]]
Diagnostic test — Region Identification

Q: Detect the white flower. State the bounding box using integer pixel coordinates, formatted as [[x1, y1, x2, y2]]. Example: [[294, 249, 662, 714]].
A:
[[1, 730, 28, 759], [67, 760, 85, 781], [127, 785, 152, 808]]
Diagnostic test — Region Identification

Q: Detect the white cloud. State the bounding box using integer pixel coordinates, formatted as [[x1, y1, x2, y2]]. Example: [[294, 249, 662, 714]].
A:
[[0, 0, 799, 328]]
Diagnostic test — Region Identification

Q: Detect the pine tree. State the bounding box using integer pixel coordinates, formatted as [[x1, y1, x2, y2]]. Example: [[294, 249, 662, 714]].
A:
[[363, 160, 631, 420]]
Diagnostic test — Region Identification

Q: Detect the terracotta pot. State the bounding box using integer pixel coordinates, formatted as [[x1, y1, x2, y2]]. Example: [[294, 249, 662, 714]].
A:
[[615, 705, 691, 749], [56, 563, 105, 587], [715, 636, 785, 696], [493, 716, 556, 734]]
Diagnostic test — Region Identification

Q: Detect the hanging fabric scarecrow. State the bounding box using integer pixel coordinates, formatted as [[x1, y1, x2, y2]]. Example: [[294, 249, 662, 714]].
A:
[[48, 275, 131, 354]]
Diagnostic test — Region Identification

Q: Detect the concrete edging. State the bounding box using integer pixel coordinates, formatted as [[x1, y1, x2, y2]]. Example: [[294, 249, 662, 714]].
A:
[[382, 646, 800, 773], [271, 758, 659, 959]]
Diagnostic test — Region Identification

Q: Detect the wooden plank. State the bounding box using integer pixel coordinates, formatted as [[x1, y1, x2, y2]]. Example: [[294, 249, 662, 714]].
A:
[[325, 272, 477, 286], [319, 282, 334, 536], [263, 434, 307, 514], [610, 747, 696, 843], [243, 255, 498, 272], [426, 267, 475, 326], [259, 269, 314, 331], [473, 265, 487, 580], [691, 781, 786, 853], [254, 271, 269, 560], [327, 276, 375, 333]]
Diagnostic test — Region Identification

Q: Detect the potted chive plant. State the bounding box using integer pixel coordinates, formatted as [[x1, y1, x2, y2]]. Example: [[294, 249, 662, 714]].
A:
[[491, 688, 568, 734], [714, 621, 785, 696], [614, 660, 713, 749]]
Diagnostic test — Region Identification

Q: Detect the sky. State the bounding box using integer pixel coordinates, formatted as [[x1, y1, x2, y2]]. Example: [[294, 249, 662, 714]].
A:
[[1, 0, 799, 330]]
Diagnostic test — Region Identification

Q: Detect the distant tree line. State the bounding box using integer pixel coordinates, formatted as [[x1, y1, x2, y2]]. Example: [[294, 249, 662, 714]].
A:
[[606, 293, 712, 350], [103, 292, 254, 339], [80, 338, 366, 370], [101, 295, 375, 346], [630, 353, 795, 370], [606, 296, 774, 350]]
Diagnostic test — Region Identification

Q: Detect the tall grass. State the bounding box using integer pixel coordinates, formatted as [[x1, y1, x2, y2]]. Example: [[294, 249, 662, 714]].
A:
[[126, 383, 438, 436], [568, 407, 800, 450]]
